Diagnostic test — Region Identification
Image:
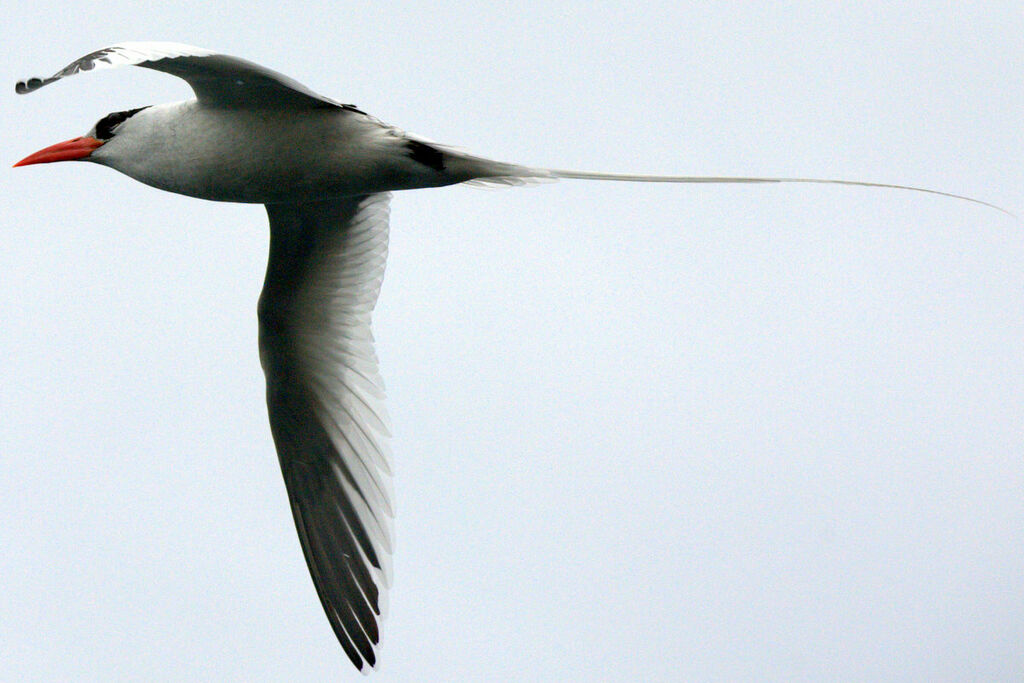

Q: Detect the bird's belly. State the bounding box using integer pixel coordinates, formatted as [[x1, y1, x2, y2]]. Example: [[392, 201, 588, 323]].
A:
[[136, 157, 394, 204], [129, 147, 398, 204]]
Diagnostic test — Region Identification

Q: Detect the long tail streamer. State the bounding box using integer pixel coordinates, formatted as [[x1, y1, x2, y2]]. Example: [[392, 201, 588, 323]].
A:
[[545, 169, 1015, 218]]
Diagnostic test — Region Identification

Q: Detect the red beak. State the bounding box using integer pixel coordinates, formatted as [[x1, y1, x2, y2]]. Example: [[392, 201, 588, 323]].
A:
[[14, 137, 105, 167]]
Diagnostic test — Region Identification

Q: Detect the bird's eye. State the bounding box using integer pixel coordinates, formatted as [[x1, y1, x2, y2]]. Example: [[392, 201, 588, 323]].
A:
[[94, 106, 150, 140]]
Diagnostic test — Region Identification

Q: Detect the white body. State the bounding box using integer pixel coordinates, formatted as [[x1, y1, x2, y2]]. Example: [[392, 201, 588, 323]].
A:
[[94, 101, 503, 203]]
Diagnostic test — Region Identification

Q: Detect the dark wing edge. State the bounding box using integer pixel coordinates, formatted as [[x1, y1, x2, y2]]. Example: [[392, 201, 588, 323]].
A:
[[15, 41, 359, 110], [259, 194, 394, 671]]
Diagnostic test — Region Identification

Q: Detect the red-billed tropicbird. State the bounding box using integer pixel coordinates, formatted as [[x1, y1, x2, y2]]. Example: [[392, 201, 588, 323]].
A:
[[13, 42, 1006, 672]]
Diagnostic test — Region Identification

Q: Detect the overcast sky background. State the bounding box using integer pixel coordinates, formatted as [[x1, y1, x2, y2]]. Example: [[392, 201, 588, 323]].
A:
[[2, 3, 1021, 682]]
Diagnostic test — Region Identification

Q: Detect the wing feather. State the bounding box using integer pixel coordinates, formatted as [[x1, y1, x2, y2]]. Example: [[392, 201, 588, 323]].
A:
[[15, 41, 360, 110], [259, 193, 392, 671]]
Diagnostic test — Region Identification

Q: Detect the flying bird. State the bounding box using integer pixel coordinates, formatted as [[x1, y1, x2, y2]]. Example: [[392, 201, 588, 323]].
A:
[[14, 42, 1006, 672]]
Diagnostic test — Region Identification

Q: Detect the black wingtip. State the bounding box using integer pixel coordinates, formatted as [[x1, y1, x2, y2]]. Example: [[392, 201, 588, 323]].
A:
[[15, 77, 46, 94]]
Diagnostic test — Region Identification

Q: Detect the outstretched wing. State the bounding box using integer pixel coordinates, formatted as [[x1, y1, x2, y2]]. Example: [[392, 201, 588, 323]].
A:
[[259, 194, 393, 671], [15, 41, 358, 109]]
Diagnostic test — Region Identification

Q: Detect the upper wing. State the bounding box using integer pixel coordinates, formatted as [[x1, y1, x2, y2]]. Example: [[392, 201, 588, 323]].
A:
[[258, 194, 393, 671], [15, 42, 357, 109]]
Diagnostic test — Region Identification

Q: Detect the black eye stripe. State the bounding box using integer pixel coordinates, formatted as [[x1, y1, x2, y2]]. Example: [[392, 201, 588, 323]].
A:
[[94, 106, 150, 140]]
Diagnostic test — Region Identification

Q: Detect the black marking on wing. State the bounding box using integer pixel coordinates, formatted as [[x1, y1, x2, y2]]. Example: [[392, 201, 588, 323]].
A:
[[15, 43, 368, 112], [16, 47, 121, 93], [404, 139, 446, 172]]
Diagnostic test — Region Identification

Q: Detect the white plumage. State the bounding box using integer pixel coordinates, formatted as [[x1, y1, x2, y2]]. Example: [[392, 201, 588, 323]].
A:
[[14, 41, 1007, 672]]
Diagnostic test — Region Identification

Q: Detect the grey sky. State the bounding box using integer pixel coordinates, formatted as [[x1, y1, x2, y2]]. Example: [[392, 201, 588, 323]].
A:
[[2, 3, 1021, 681]]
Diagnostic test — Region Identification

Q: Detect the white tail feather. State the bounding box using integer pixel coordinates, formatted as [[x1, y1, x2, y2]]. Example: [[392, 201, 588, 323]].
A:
[[539, 168, 1015, 218]]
